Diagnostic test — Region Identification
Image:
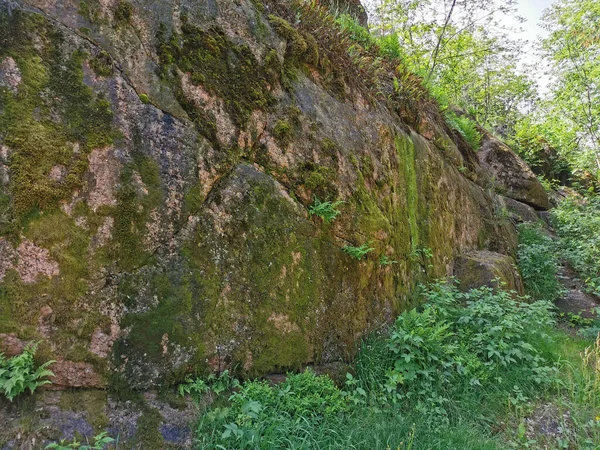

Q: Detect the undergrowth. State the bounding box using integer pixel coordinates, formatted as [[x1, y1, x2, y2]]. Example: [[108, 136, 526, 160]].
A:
[[517, 223, 563, 302], [552, 195, 600, 296], [189, 282, 600, 449]]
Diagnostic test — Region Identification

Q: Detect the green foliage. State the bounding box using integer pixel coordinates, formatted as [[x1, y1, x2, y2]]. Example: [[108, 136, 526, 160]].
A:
[[552, 195, 600, 295], [89, 50, 113, 77], [45, 432, 115, 450], [342, 243, 374, 260], [376, 282, 557, 419], [379, 255, 398, 266], [113, 1, 133, 26], [541, 0, 600, 176], [178, 370, 240, 399], [559, 309, 600, 339], [138, 93, 150, 104], [0, 342, 55, 401], [193, 281, 600, 449], [445, 112, 482, 150], [308, 197, 343, 223], [197, 369, 348, 448], [517, 224, 563, 302], [370, 0, 536, 133]]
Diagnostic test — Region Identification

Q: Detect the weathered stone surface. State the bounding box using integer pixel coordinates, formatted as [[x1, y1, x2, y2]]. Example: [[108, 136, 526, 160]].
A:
[[0, 389, 197, 449], [496, 195, 541, 224], [478, 132, 551, 210], [0, 0, 527, 393], [453, 251, 524, 294]]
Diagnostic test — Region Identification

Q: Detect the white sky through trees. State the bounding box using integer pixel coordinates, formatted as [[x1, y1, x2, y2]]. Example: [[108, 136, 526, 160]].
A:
[[362, 0, 556, 91]]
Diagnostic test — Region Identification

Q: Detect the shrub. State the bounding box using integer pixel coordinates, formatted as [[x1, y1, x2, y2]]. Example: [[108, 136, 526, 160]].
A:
[[308, 197, 343, 223], [445, 112, 482, 150], [551, 195, 600, 295], [353, 282, 557, 420], [0, 342, 55, 401], [517, 223, 563, 302], [342, 243, 374, 260]]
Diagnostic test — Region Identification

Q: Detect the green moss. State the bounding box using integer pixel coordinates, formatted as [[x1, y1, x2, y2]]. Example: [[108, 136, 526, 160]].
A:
[[302, 32, 320, 66], [0, 18, 115, 222], [396, 136, 419, 252], [57, 390, 109, 431], [139, 93, 150, 104], [302, 164, 337, 199], [111, 153, 163, 271], [268, 15, 308, 59], [113, 0, 133, 26], [134, 406, 165, 448], [89, 50, 113, 77], [273, 120, 292, 146], [321, 137, 340, 156], [156, 21, 275, 144], [183, 183, 204, 216], [251, 329, 309, 376], [78, 1, 101, 24]]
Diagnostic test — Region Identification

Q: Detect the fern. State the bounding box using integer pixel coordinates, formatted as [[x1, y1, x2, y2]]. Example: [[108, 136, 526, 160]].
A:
[[343, 243, 374, 260], [445, 112, 482, 150], [309, 197, 343, 223], [0, 342, 55, 401]]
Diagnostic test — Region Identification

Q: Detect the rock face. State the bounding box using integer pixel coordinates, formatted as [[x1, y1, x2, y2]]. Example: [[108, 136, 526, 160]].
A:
[[0, 0, 526, 398], [453, 251, 524, 294], [478, 132, 551, 210]]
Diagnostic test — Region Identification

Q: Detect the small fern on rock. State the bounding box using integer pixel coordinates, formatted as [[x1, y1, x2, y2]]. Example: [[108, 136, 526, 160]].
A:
[[343, 243, 374, 260], [0, 342, 55, 401], [309, 197, 343, 223]]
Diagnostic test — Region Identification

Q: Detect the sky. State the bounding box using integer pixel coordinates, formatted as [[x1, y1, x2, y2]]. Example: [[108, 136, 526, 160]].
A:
[[363, 0, 558, 92], [510, 0, 556, 92]]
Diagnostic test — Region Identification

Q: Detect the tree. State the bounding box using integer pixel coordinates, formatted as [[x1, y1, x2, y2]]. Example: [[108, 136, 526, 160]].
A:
[[541, 0, 600, 174], [365, 0, 536, 132]]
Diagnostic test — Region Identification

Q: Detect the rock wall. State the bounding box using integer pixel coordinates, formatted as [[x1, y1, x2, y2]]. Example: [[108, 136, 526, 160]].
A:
[[0, 0, 539, 394]]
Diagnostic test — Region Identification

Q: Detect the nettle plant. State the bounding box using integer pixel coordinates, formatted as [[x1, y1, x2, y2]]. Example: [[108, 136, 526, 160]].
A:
[[0, 342, 55, 401], [346, 281, 558, 421], [308, 197, 343, 223]]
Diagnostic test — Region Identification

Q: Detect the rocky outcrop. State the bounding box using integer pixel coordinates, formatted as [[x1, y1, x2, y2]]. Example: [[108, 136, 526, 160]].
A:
[[478, 132, 551, 210], [453, 251, 524, 294], [0, 0, 526, 400]]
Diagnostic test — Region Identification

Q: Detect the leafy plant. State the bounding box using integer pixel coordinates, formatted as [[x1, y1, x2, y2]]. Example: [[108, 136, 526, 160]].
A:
[[551, 195, 600, 296], [197, 369, 348, 448], [445, 112, 482, 150], [517, 223, 563, 302], [178, 370, 240, 400], [0, 342, 55, 401], [342, 243, 374, 260], [379, 255, 398, 266], [45, 432, 115, 450], [308, 197, 343, 223]]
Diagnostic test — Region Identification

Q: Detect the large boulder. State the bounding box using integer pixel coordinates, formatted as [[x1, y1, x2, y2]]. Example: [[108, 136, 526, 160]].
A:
[[453, 251, 524, 294], [478, 132, 551, 210]]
